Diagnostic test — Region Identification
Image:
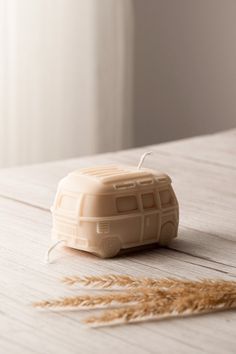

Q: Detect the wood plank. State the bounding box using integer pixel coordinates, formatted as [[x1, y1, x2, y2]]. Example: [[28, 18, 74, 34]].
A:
[[0, 197, 235, 354], [154, 129, 236, 169], [0, 129, 235, 207], [1, 129, 236, 353], [0, 132, 235, 268], [0, 145, 235, 242]]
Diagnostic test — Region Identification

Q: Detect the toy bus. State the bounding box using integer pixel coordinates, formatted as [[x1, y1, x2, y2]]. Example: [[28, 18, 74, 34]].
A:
[[50, 161, 179, 258]]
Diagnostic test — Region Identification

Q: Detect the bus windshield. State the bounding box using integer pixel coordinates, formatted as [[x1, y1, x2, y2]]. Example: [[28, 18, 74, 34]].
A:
[[82, 195, 115, 217], [59, 195, 78, 212]]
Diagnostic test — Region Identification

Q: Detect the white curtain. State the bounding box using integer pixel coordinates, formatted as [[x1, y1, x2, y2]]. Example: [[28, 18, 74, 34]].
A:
[[0, 0, 133, 167]]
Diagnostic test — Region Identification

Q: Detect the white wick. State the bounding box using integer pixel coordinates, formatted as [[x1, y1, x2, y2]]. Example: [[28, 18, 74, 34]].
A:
[[137, 151, 152, 170], [44, 239, 66, 264]]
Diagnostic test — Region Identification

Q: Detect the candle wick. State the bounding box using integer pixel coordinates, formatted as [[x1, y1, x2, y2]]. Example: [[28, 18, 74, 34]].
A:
[[44, 239, 66, 264], [137, 151, 152, 170]]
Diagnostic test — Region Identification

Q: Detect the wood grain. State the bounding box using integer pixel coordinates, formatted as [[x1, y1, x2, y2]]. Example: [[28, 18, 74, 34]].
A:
[[0, 129, 235, 353]]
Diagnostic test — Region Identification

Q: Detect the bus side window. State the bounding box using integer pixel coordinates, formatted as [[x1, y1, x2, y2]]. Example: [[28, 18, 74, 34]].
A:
[[116, 196, 138, 213], [160, 189, 173, 207], [142, 193, 156, 209]]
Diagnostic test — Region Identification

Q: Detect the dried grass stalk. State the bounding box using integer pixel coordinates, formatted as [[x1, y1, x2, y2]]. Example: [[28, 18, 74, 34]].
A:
[[85, 289, 236, 326], [33, 287, 183, 309], [35, 279, 236, 311], [62, 274, 187, 289], [62, 274, 236, 292], [35, 275, 236, 327], [33, 291, 155, 309]]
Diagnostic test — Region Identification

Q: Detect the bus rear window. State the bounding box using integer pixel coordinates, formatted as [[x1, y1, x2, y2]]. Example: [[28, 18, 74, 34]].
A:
[[160, 189, 173, 207]]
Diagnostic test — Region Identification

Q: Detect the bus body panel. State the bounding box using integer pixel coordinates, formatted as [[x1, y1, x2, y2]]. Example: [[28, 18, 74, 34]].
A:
[[51, 166, 179, 258]]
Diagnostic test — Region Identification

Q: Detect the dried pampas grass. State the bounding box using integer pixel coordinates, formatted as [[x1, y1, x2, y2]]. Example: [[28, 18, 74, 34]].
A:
[[85, 289, 236, 326], [34, 275, 236, 327], [62, 274, 181, 289], [34, 291, 155, 309]]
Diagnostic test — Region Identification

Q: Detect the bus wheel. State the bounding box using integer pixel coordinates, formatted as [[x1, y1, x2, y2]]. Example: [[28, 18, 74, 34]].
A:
[[159, 222, 175, 246], [97, 237, 121, 258]]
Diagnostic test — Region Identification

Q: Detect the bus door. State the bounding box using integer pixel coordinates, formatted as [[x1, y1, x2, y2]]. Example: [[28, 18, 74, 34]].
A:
[[141, 192, 160, 242]]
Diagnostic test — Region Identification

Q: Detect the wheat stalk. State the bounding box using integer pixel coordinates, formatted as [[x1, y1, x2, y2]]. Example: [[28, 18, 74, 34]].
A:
[[33, 287, 182, 309], [35, 275, 236, 327], [85, 289, 236, 326], [62, 274, 190, 289], [62, 274, 236, 292], [34, 280, 236, 310], [33, 291, 153, 309]]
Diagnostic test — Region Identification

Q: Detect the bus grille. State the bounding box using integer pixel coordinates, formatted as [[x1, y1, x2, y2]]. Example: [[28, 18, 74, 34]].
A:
[[96, 222, 110, 234]]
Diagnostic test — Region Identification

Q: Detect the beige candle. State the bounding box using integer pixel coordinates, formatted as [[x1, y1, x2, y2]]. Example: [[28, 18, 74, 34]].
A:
[[48, 153, 179, 260]]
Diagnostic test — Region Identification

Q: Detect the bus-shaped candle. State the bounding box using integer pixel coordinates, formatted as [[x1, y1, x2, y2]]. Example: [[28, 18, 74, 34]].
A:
[[48, 153, 179, 260]]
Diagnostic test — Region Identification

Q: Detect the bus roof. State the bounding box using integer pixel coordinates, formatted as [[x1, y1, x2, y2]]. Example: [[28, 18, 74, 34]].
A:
[[74, 165, 155, 183], [75, 164, 170, 181], [58, 165, 171, 195]]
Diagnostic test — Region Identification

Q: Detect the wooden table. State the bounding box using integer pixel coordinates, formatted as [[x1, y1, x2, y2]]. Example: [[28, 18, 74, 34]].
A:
[[0, 129, 235, 354]]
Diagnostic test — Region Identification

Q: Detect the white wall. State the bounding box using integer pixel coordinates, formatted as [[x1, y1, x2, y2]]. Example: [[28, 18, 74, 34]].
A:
[[0, 0, 133, 167], [1, 0, 236, 167], [133, 0, 236, 146], [94, 0, 134, 152], [0, 0, 96, 166]]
